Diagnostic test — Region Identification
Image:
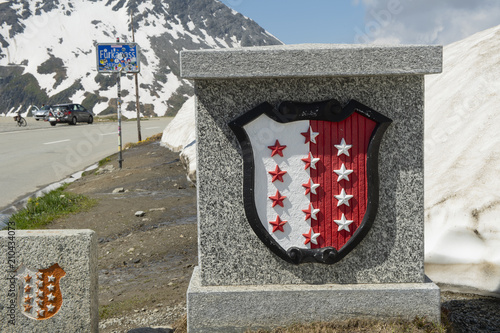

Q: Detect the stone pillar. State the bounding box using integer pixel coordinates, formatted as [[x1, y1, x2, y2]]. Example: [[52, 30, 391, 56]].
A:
[[0, 229, 97, 333], [181, 44, 442, 332]]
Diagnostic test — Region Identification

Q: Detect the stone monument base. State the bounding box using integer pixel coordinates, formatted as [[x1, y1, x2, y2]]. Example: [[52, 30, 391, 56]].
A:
[[187, 267, 440, 333]]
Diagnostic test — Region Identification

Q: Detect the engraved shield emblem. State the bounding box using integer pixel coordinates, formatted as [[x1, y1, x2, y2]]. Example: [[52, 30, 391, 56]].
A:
[[229, 99, 392, 264], [16, 263, 66, 320]]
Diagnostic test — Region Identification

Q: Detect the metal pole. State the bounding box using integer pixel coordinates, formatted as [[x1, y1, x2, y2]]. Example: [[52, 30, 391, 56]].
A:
[[135, 73, 142, 142], [131, 11, 142, 142], [117, 71, 123, 169]]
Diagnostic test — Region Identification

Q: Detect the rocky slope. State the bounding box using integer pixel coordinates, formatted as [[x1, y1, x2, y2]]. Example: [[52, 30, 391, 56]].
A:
[[0, 0, 281, 118]]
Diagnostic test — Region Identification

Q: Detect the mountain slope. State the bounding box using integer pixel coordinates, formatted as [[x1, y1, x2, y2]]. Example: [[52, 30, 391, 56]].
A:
[[0, 0, 282, 118], [424, 24, 500, 293]]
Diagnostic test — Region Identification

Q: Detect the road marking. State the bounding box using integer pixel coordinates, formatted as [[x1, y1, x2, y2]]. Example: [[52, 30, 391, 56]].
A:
[[101, 132, 118, 136], [145, 127, 160, 130], [44, 139, 70, 145]]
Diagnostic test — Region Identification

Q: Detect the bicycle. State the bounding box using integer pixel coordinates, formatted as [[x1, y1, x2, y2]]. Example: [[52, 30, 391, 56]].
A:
[[14, 115, 27, 127]]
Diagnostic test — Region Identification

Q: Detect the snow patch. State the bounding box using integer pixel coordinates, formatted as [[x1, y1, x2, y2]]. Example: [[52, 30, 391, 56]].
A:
[[161, 96, 196, 183], [424, 24, 500, 293]]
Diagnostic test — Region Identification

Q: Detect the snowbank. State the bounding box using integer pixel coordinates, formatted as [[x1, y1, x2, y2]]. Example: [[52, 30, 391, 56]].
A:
[[161, 97, 197, 183], [424, 24, 500, 293]]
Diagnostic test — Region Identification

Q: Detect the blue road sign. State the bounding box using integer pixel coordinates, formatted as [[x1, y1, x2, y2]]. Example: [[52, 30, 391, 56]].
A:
[[96, 43, 140, 73]]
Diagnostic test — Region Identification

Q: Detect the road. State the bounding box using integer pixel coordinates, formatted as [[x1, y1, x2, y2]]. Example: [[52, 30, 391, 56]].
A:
[[0, 116, 172, 211]]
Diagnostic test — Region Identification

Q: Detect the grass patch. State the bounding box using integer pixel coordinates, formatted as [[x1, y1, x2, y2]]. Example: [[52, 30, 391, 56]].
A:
[[173, 316, 448, 333], [124, 133, 162, 149], [9, 184, 97, 230], [98, 156, 112, 167]]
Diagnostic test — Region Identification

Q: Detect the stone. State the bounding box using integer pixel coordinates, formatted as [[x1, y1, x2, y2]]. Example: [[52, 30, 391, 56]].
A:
[[112, 187, 125, 193], [0, 229, 97, 333], [135, 211, 145, 217], [187, 267, 440, 332], [182, 44, 443, 332]]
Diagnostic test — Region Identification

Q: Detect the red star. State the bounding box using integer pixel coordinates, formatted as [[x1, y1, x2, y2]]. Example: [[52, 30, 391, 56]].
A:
[[23, 304, 32, 312], [302, 228, 320, 245], [301, 130, 310, 143], [268, 140, 287, 157], [302, 179, 319, 195], [24, 285, 32, 293], [300, 126, 319, 144], [301, 152, 319, 170], [302, 203, 320, 221], [269, 190, 286, 207], [24, 274, 31, 283], [269, 215, 287, 233], [268, 165, 287, 182]]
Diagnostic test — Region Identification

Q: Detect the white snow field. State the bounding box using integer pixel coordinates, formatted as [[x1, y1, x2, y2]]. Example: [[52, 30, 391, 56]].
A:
[[424, 24, 500, 294]]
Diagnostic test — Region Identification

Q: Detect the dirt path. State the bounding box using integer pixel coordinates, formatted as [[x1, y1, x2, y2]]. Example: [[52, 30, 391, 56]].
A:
[[46, 140, 196, 332]]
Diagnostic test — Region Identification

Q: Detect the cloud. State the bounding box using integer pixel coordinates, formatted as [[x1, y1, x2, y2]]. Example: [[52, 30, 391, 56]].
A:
[[354, 0, 500, 44]]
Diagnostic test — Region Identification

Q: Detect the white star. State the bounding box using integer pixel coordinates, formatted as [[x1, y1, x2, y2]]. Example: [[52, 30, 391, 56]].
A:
[[307, 126, 320, 144], [309, 204, 320, 220], [47, 304, 55, 312], [37, 309, 45, 317], [48, 275, 55, 282], [36, 281, 43, 288], [334, 188, 354, 207], [47, 293, 55, 301], [310, 230, 320, 245], [47, 284, 55, 291], [309, 181, 320, 195], [308, 153, 320, 170], [334, 163, 354, 182], [36, 290, 43, 297], [334, 214, 354, 232], [335, 138, 352, 156], [36, 272, 43, 279]]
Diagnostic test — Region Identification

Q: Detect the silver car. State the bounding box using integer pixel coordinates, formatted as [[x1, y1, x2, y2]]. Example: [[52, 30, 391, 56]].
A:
[[33, 105, 52, 121]]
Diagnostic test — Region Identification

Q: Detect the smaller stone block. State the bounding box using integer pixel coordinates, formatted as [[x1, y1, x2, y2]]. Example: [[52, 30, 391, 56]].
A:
[[187, 267, 441, 333], [0, 229, 97, 333]]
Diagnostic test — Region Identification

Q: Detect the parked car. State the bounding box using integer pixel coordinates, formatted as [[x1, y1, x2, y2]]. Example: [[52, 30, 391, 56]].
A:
[[48, 104, 94, 126], [33, 105, 52, 121]]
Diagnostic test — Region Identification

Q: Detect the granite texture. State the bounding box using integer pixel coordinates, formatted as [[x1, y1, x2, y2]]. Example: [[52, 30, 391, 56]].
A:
[[0, 230, 97, 333], [187, 267, 441, 333], [194, 75, 426, 286], [181, 44, 442, 79]]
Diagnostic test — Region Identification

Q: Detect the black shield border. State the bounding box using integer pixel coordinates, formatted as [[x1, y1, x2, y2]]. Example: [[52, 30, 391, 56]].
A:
[[229, 99, 392, 264]]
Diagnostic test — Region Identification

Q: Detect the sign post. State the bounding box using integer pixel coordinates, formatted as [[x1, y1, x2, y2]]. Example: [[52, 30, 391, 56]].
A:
[[96, 42, 141, 169]]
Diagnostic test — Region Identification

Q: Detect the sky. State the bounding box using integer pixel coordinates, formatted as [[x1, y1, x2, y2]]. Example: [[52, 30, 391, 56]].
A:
[[219, 0, 500, 45]]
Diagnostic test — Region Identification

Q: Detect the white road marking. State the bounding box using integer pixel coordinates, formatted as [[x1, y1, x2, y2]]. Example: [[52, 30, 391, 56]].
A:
[[101, 132, 118, 136], [145, 127, 160, 130], [43, 139, 70, 145]]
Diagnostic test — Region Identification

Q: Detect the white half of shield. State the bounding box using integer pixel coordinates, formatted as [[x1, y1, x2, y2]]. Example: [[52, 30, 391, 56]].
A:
[[244, 114, 313, 250], [16, 265, 43, 319]]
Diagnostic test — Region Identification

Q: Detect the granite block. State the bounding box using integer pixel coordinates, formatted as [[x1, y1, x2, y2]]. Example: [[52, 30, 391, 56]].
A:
[[181, 44, 442, 79], [187, 267, 441, 333], [0, 230, 97, 333], [193, 75, 427, 286]]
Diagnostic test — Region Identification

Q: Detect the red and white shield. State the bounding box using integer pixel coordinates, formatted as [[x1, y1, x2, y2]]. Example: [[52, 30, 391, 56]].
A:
[[16, 263, 66, 320], [230, 99, 392, 264]]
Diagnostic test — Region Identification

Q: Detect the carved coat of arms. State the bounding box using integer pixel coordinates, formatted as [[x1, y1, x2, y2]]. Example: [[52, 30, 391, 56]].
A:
[[16, 263, 66, 320], [229, 99, 392, 264]]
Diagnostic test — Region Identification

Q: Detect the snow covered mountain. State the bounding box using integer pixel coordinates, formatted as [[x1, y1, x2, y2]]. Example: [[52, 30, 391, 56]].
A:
[[424, 24, 500, 293], [0, 0, 281, 118]]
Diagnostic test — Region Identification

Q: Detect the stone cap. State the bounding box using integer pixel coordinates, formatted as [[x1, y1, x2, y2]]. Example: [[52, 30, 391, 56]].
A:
[[181, 44, 442, 79]]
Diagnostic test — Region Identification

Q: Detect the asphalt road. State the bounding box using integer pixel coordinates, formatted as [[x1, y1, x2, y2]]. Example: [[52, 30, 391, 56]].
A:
[[0, 116, 172, 211]]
